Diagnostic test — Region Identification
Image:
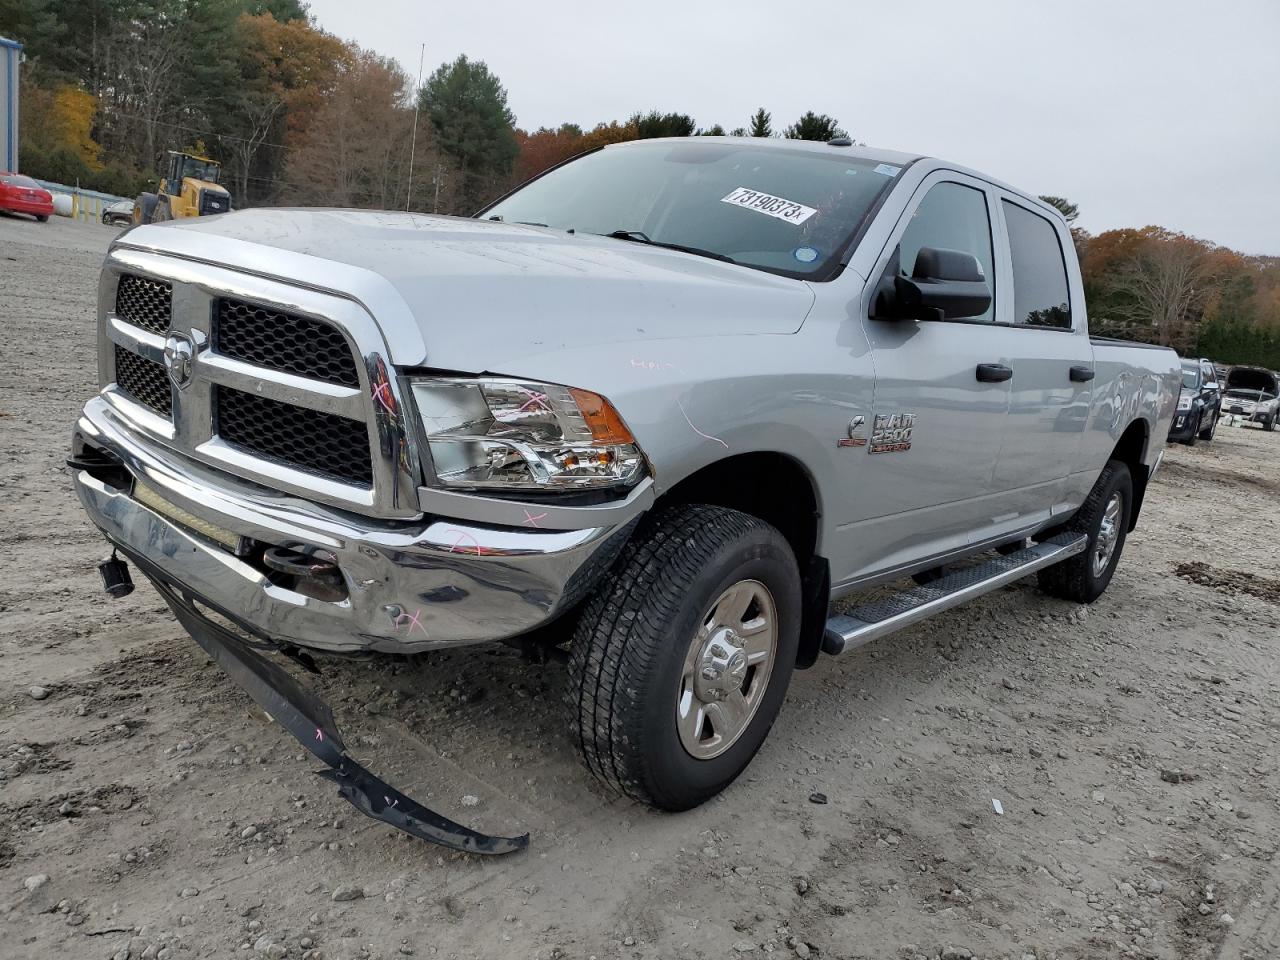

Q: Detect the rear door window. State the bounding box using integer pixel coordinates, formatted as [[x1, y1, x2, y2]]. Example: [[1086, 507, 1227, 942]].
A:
[[1003, 200, 1072, 329]]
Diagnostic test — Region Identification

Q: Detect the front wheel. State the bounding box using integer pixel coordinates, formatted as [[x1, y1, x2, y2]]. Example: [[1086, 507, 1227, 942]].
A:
[[36, 214, 49, 222], [1038, 460, 1132, 604], [1265, 417, 1276, 433], [1199, 411, 1218, 441], [565, 504, 801, 811]]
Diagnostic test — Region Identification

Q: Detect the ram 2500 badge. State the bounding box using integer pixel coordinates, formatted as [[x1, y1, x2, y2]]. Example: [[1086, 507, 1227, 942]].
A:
[[70, 137, 1181, 853]]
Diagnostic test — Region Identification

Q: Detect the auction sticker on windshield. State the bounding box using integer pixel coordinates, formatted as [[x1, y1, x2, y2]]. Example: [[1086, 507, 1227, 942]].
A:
[[720, 187, 817, 225]]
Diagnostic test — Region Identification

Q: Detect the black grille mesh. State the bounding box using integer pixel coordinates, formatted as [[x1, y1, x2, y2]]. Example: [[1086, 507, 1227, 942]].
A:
[[115, 274, 172, 335], [114, 346, 172, 417], [215, 386, 372, 486], [215, 298, 360, 388]]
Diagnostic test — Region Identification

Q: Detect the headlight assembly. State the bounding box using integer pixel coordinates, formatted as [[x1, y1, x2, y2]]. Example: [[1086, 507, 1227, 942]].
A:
[[409, 377, 645, 491], [1176, 392, 1192, 411]]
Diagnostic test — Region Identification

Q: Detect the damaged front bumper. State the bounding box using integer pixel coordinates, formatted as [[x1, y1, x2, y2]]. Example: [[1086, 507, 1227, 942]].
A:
[[71, 395, 646, 655], [141, 568, 528, 854]]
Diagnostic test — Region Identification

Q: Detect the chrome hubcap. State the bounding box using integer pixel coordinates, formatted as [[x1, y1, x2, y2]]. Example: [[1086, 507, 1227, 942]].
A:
[[1092, 492, 1123, 577], [677, 579, 777, 760]]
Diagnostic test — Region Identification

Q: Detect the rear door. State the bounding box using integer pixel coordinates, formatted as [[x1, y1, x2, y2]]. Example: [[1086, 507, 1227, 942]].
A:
[[988, 195, 1093, 522], [849, 172, 1013, 579]]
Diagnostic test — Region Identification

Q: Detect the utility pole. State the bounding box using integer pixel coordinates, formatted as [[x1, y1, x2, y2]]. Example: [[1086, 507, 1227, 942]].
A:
[[405, 42, 425, 212], [432, 164, 443, 214]]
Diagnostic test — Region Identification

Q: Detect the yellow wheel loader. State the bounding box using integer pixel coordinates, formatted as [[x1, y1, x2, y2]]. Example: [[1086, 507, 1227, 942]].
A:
[[134, 152, 233, 225]]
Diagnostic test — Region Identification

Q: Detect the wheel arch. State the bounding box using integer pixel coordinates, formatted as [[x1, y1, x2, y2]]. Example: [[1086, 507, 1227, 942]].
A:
[[654, 451, 829, 669], [1108, 418, 1151, 532]]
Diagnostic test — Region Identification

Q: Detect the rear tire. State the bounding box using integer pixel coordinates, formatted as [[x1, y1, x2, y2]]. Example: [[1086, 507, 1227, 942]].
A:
[[565, 504, 801, 811], [134, 193, 158, 225], [1037, 460, 1132, 604], [37, 214, 49, 222]]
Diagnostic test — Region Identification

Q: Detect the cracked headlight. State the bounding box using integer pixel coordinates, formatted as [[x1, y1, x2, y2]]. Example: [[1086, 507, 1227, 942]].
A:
[[409, 377, 645, 491]]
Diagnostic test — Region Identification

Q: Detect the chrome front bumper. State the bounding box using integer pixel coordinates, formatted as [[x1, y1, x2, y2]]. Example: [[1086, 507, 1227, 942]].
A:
[[71, 396, 649, 654]]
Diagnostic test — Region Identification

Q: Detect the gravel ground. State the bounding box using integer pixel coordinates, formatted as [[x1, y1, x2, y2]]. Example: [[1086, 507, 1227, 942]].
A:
[[2, 213, 1280, 960]]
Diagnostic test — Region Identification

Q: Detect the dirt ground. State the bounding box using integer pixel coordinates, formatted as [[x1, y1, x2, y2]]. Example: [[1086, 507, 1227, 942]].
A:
[[3, 213, 1280, 960]]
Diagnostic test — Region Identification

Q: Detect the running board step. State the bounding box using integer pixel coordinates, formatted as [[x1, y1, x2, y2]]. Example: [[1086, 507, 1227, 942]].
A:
[[822, 532, 1088, 656]]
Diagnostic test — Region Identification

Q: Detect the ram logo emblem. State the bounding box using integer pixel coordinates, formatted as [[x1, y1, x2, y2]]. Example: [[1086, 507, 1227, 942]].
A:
[[868, 413, 916, 454]]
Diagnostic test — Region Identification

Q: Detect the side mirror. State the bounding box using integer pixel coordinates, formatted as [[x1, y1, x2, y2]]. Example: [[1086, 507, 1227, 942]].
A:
[[872, 246, 992, 321]]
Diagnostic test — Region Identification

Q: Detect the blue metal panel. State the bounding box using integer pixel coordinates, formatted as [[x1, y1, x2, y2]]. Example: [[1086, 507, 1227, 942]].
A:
[[1, 37, 21, 172]]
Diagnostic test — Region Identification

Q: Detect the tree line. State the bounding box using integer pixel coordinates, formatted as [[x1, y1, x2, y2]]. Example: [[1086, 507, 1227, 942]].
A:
[[3, 1, 850, 215], [1061, 206, 1280, 368], [5, 1, 1276, 366]]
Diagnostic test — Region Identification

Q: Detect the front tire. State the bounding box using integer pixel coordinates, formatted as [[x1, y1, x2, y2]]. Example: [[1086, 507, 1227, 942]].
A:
[[1038, 460, 1132, 604], [36, 214, 49, 222], [565, 504, 801, 811], [1198, 411, 1218, 441]]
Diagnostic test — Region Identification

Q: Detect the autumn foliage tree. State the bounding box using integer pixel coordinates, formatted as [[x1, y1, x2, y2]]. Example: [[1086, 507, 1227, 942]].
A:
[[512, 124, 587, 184]]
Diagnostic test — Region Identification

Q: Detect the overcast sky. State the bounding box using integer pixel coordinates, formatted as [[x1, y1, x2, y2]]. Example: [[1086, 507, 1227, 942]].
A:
[[306, 0, 1279, 254]]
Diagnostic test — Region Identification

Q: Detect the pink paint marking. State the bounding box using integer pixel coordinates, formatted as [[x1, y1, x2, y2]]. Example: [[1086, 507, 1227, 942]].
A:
[[372, 381, 397, 416], [522, 509, 548, 528], [315, 728, 324, 743], [395, 608, 428, 637], [630, 358, 675, 371], [676, 399, 729, 450], [384, 795, 398, 809], [516, 388, 551, 413], [442, 528, 489, 557]]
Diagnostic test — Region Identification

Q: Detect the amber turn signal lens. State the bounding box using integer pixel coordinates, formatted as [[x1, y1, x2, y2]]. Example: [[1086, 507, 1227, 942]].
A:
[[569, 388, 634, 445]]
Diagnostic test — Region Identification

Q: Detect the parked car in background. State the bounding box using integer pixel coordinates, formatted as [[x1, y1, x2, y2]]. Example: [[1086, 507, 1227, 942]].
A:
[[1222, 367, 1279, 431], [1169, 357, 1222, 444], [102, 200, 135, 227], [0, 172, 54, 222]]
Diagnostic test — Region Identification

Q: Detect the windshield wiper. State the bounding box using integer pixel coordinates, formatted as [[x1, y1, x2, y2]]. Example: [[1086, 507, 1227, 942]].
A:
[[601, 230, 735, 264]]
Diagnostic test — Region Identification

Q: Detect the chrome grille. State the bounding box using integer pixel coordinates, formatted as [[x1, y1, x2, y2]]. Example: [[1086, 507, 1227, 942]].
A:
[[114, 345, 172, 417], [215, 386, 373, 486], [215, 298, 360, 388], [100, 249, 421, 517], [115, 274, 172, 334]]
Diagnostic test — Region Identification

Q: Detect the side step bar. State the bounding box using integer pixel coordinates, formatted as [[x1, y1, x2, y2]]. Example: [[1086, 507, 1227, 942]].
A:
[[822, 532, 1088, 656]]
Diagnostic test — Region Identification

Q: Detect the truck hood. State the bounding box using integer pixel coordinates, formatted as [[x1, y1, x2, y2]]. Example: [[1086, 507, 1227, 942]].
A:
[[119, 208, 815, 371]]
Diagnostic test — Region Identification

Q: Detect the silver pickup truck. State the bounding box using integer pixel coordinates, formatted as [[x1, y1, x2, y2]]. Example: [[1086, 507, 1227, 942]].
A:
[[70, 137, 1180, 853]]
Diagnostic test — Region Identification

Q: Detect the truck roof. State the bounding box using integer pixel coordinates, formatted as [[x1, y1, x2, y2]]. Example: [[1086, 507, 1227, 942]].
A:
[[603, 135, 922, 168]]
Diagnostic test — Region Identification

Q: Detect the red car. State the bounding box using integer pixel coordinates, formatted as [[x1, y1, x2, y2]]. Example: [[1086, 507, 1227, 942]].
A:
[[0, 172, 55, 222]]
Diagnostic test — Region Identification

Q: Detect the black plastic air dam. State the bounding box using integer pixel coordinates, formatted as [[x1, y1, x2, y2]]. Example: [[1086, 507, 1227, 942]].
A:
[[149, 577, 529, 856]]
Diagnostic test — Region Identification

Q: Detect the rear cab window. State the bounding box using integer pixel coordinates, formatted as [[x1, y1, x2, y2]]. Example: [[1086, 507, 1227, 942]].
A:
[[1003, 200, 1072, 330]]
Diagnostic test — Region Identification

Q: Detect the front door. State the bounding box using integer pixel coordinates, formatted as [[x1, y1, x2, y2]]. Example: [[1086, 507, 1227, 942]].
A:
[[844, 173, 1013, 582]]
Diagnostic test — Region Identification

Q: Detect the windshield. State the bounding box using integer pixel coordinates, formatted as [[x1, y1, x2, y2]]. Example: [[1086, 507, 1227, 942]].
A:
[[1181, 364, 1199, 389], [481, 141, 905, 279], [183, 159, 220, 183], [1, 174, 39, 188]]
